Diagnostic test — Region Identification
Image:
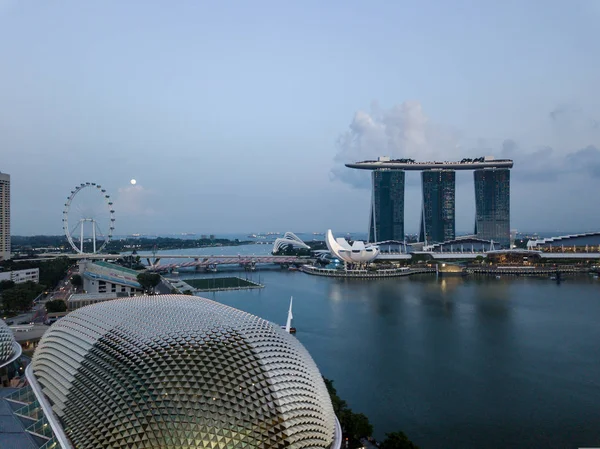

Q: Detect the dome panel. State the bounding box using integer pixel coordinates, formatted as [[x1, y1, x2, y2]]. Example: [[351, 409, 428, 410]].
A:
[[32, 295, 336, 449], [0, 319, 17, 364]]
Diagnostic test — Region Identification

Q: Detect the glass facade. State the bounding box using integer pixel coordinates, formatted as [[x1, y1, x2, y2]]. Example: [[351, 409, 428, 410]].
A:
[[368, 170, 405, 242], [419, 170, 455, 244], [474, 168, 510, 246], [0, 173, 9, 261]]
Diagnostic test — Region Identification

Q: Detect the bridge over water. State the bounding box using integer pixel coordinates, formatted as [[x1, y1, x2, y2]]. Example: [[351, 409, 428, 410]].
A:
[[145, 255, 312, 272], [32, 252, 313, 271], [33, 249, 600, 270]]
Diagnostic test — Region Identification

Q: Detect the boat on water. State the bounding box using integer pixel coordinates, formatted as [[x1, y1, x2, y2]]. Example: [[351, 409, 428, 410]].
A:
[[288, 266, 298, 272], [281, 297, 296, 334]]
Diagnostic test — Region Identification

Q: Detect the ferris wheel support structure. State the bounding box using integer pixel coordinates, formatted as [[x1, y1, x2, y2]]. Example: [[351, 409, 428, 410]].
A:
[[63, 183, 115, 255]]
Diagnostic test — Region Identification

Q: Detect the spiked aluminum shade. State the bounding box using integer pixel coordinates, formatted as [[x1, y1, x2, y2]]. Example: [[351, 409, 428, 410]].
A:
[[31, 295, 337, 449], [0, 319, 18, 364]]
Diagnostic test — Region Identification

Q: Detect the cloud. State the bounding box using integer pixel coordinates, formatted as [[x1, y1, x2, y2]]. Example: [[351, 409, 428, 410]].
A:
[[499, 141, 600, 182], [548, 103, 599, 137], [331, 101, 600, 189], [114, 185, 157, 217], [566, 145, 600, 178], [331, 101, 460, 188], [549, 104, 578, 121]]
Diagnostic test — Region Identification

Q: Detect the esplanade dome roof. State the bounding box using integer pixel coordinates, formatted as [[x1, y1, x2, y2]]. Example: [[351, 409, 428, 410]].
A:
[[31, 295, 337, 449], [0, 319, 17, 365]]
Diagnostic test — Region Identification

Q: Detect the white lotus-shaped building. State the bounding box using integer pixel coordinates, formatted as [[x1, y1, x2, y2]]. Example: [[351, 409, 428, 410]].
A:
[[325, 230, 380, 264]]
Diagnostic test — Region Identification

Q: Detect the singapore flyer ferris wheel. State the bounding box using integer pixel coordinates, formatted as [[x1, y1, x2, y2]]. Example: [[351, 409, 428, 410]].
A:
[[62, 182, 115, 254]]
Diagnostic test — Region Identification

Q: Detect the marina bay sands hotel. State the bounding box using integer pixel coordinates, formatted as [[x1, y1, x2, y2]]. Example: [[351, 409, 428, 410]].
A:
[[346, 156, 513, 247]]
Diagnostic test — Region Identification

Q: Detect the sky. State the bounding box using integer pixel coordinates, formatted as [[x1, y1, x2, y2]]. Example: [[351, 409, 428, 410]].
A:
[[1, 0, 599, 236]]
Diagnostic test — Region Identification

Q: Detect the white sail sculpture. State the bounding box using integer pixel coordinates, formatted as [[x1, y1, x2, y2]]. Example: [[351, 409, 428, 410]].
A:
[[325, 230, 380, 264], [281, 297, 296, 334], [285, 297, 293, 333]]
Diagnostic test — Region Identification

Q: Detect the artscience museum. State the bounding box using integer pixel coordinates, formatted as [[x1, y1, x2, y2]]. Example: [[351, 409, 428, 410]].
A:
[[325, 230, 379, 264]]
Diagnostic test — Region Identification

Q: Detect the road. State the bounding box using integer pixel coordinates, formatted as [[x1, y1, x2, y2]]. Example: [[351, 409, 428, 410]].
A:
[[4, 264, 77, 325]]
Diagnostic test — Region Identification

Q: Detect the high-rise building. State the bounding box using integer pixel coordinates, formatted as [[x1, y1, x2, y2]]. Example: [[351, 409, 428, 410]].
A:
[[0, 173, 9, 261], [368, 169, 405, 242], [474, 168, 510, 246], [420, 170, 455, 244], [347, 157, 513, 244]]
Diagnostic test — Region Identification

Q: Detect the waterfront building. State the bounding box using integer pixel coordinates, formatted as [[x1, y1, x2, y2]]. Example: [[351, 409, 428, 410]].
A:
[[326, 229, 379, 264], [28, 295, 340, 449], [369, 167, 405, 242], [474, 168, 510, 246], [526, 231, 600, 253], [67, 292, 123, 310], [0, 172, 9, 260], [0, 268, 39, 284], [273, 231, 310, 254], [78, 260, 143, 295], [346, 157, 513, 247], [419, 170, 455, 244], [422, 236, 497, 253]]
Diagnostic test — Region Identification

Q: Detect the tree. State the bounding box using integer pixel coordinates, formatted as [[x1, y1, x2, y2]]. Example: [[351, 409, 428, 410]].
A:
[[1, 281, 44, 313], [46, 299, 67, 313], [323, 378, 373, 440], [137, 272, 161, 294], [70, 274, 83, 290], [0, 280, 15, 292], [380, 431, 420, 449], [346, 413, 373, 440], [323, 378, 348, 415]]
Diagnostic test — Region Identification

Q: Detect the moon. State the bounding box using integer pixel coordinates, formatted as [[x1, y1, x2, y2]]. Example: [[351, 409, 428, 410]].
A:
[[130, 179, 137, 185]]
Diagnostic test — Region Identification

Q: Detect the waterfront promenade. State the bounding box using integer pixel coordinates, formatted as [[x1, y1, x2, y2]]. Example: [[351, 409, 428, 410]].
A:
[[466, 265, 588, 276], [300, 265, 435, 278]]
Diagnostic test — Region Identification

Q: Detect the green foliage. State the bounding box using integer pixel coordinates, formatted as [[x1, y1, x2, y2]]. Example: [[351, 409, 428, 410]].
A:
[[1, 256, 72, 290], [343, 412, 373, 442], [324, 377, 418, 448], [323, 377, 349, 415], [136, 272, 161, 294], [46, 299, 67, 313], [70, 274, 83, 288], [410, 253, 431, 263], [323, 378, 373, 440], [104, 237, 251, 253], [380, 431, 420, 449], [1, 281, 44, 313], [0, 280, 15, 291], [114, 255, 145, 270]]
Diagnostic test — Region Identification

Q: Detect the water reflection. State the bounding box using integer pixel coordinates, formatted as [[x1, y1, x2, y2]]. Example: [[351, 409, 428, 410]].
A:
[[174, 255, 600, 449]]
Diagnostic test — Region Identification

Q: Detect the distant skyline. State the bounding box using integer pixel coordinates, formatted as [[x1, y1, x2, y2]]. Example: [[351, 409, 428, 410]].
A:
[[1, 1, 599, 236]]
